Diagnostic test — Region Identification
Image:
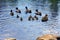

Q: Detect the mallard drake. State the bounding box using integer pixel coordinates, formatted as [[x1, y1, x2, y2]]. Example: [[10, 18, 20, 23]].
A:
[[20, 17, 23, 21], [10, 10, 14, 16], [41, 14, 48, 22], [16, 15, 19, 18], [25, 6, 32, 14], [28, 15, 32, 21], [16, 7, 21, 13], [34, 15, 38, 20], [35, 9, 41, 16]]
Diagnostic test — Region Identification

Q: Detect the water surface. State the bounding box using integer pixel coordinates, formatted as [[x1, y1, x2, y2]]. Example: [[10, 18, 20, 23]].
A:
[[0, 0, 60, 40]]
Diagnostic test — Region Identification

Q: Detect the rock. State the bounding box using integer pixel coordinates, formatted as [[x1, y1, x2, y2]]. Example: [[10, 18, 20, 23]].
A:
[[56, 36, 60, 40], [5, 38, 16, 40], [36, 34, 57, 40]]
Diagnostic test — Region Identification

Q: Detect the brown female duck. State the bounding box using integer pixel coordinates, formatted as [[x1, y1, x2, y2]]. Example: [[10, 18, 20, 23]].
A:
[[41, 14, 48, 22]]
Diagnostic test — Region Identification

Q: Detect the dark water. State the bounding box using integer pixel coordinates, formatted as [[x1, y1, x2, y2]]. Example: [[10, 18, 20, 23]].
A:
[[0, 0, 60, 40]]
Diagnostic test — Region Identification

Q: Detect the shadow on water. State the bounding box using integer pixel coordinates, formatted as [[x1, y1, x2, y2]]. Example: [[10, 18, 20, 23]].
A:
[[46, 0, 59, 32], [30, 0, 47, 9], [50, 0, 58, 19], [0, 0, 18, 11]]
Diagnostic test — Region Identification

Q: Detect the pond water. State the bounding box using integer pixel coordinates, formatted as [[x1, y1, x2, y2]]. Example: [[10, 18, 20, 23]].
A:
[[0, 0, 60, 40]]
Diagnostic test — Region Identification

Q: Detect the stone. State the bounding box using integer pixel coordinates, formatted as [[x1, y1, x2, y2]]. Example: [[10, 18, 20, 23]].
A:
[[5, 38, 16, 40], [36, 34, 57, 40]]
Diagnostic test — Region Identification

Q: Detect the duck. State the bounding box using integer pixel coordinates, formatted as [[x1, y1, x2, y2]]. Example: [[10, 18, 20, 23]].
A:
[[34, 15, 38, 20], [16, 7, 21, 13], [25, 6, 32, 14], [41, 14, 48, 22], [28, 15, 32, 21], [10, 10, 14, 16], [32, 17, 34, 21], [35, 9, 41, 16], [16, 15, 19, 18], [20, 17, 23, 21]]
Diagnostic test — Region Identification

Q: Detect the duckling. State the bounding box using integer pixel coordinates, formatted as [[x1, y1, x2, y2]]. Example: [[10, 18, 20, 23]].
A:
[[28, 15, 32, 21], [20, 17, 23, 21], [34, 15, 38, 20], [41, 14, 48, 22], [10, 10, 14, 16], [35, 9, 41, 16], [16, 7, 21, 13], [25, 6, 32, 14], [32, 17, 34, 21], [16, 15, 19, 18]]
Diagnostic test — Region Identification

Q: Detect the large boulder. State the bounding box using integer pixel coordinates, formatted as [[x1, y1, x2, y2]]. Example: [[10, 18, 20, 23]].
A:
[[36, 34, 57, 40]]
